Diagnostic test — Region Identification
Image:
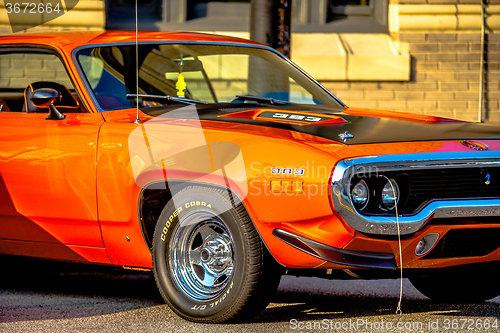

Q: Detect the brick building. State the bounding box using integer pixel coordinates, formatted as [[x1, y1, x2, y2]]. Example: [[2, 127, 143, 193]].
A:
[[324, 1, 500, 123], [0, 0, 498, 122]]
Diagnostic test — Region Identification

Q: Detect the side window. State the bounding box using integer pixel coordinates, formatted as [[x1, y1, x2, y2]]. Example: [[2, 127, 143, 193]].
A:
[[78, 47, 131, 110], [0, 52, 78, 113]]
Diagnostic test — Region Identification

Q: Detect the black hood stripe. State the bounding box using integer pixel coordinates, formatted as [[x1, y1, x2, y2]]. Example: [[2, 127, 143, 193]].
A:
[[143, 103, 500, 145]]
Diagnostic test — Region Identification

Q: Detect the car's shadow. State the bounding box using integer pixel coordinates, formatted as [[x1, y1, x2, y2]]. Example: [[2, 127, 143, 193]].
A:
[[253, 276, 500, 324], [1, 257, 500, 325]]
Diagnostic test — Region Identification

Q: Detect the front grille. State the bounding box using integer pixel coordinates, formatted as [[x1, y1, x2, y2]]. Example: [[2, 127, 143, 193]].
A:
[[407, 167, 500, 212], [377, 167, 500, 214], [425, 228, 500, 259]]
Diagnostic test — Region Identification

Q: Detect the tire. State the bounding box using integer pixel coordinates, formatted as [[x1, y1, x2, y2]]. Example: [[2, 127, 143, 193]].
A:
[[152, 185, 281, 323], [410, 263, 500, 302]]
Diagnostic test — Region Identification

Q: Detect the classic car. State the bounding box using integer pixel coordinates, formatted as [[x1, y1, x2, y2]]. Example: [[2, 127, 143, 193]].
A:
[[1, 30, 500, 323]]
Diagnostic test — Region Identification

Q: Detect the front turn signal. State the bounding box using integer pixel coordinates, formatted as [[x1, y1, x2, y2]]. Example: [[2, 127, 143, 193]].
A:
[[270, 180, 303, 194]]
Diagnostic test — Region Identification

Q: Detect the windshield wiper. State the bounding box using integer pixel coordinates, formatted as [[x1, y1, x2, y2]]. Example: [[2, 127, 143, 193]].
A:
[[234, 95, 292, 105], [126, 94, 207, 105]]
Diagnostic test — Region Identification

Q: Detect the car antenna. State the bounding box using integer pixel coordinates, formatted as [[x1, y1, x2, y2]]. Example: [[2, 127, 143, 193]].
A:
[[133, 0, 140, 124]]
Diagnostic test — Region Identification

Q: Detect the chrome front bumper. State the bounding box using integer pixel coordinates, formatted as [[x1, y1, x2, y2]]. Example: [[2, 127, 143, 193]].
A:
[[331, 151, 500, 235]]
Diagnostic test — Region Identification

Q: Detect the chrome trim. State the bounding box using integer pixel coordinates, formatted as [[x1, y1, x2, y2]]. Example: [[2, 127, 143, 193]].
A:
[[331, 151, 500, 235], [415, 233, 440, 257]]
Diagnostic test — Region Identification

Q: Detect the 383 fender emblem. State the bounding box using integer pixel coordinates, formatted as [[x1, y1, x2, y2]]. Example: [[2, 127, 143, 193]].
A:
[[270, 167, 305, 175]]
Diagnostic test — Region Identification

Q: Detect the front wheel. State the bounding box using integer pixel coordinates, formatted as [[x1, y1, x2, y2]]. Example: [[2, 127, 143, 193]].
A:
[[152, 186, 281, 323], [409, 263, 500, 302]]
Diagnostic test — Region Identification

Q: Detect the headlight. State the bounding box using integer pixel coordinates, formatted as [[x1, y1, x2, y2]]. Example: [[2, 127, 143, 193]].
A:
[[351, 179, 369, 210], [381, 179, 399, 210]]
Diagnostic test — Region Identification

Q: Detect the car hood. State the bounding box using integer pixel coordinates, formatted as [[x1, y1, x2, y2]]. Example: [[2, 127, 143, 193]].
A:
[[142, 103, 500, 145]]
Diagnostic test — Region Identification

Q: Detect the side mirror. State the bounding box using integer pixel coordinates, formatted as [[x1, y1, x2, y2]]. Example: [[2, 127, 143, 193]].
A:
[[31, 88, 61, 108], [31, 88, 65, 120]]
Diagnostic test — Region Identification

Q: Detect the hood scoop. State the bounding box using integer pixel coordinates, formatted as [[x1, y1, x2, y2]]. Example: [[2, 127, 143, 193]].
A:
[[218, 108, 347, 126]]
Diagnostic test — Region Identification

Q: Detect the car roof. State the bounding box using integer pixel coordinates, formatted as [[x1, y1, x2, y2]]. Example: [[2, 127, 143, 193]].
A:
[[0, 30, 263, 54]]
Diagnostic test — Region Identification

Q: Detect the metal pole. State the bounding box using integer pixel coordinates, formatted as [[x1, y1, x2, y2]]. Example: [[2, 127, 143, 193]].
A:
[[478, 0, 485, 123], [250, 0, 292, 58]]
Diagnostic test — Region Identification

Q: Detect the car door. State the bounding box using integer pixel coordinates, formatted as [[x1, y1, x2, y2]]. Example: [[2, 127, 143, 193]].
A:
[[0, 48, 107, 262]]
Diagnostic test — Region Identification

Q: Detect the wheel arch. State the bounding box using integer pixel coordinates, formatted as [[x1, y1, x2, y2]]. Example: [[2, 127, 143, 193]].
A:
[[138, 180, 271, 256]]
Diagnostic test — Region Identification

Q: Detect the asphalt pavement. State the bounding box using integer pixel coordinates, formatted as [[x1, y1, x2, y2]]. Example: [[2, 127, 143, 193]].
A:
[[1, 257, 499, 332]]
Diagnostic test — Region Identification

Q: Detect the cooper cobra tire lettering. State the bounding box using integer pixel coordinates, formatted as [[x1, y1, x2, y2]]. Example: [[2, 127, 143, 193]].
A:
[[184, 201, 212, 209], [160, 207, 183, 242], [151, 186, 282, 323]]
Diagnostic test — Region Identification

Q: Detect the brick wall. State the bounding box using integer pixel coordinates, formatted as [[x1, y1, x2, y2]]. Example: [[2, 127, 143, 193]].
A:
[[321, 31, 499, 122], [0, 53, 73, 89]]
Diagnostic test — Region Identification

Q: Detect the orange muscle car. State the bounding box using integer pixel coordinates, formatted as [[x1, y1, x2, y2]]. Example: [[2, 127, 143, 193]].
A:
[[1, 31, 500, 323]]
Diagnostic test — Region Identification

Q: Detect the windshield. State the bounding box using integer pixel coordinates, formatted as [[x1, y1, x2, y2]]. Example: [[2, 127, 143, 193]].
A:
[[76, 43, 344, 110]]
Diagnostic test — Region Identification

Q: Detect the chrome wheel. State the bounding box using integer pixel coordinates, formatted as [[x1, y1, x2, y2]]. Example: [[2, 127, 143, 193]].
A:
[[169, 210, 234, 302], [153, 186, 281, 323]]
